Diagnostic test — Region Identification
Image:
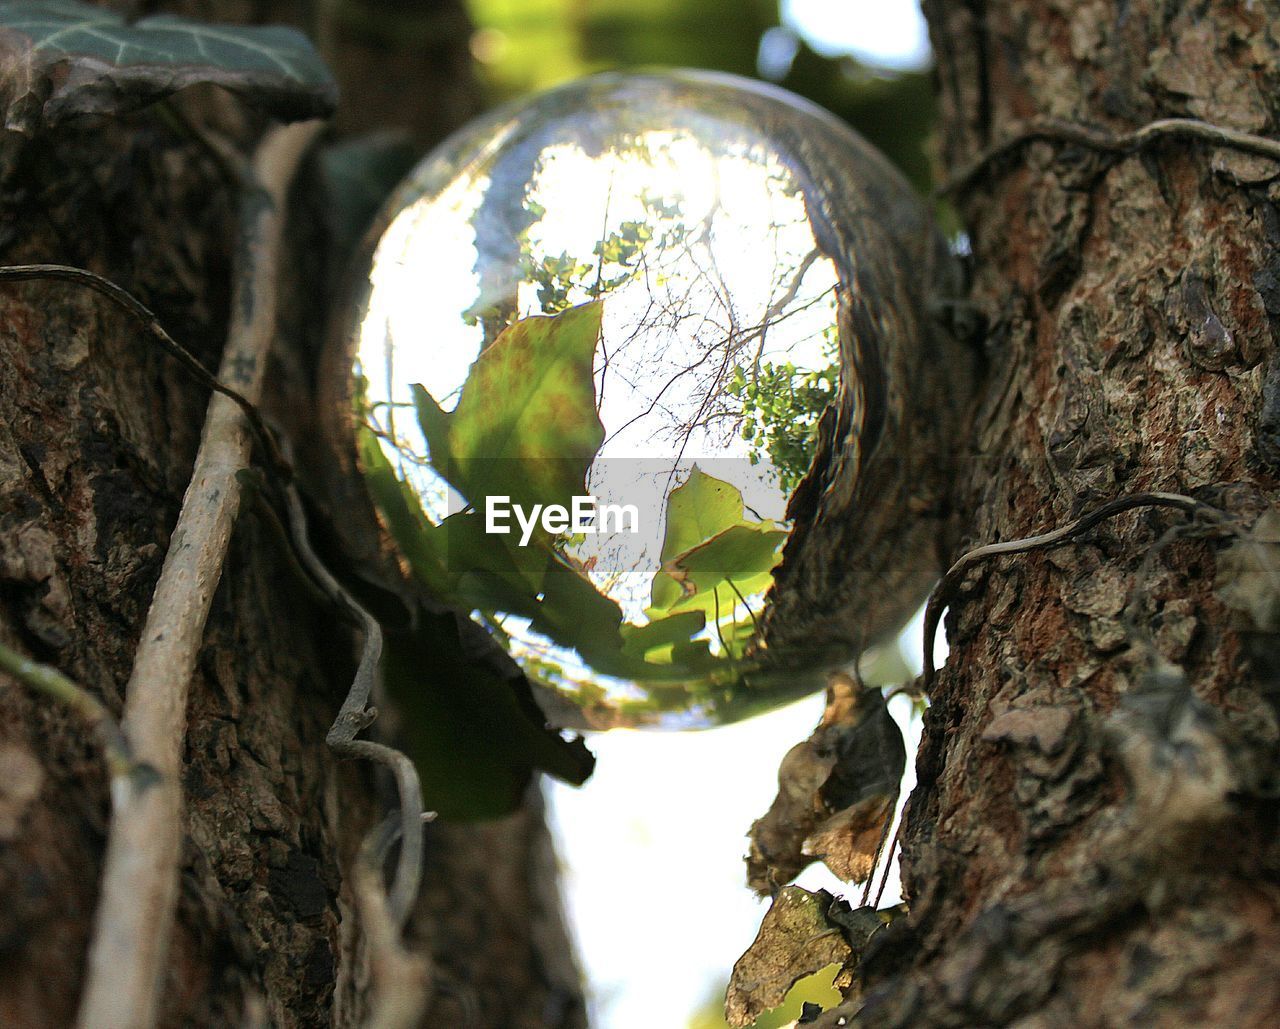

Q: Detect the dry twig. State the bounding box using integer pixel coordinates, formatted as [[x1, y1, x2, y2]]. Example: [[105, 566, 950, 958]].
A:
[[941, 117, 1280, 197], [350, 817, 434, 1029], [0, 641, 151, 800], [920, 492, 1225, 692]]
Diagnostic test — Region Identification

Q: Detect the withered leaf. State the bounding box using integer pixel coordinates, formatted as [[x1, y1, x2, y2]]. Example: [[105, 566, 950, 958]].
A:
[[725, 886, 851, 1028], [748, 674, 906, 891], [0, 0, 336, 134], [802, 793, 896, 884]]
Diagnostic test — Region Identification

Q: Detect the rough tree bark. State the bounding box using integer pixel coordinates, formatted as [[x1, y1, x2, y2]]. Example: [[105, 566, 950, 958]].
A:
[[0, 2, 584, 1027], [824, 2, 1280, 1026]]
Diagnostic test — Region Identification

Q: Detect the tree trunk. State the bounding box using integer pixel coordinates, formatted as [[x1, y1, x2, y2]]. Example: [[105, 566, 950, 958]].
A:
[[841, 2, 1280, 1025], [0, 3, 584, 1026], [8, 2, 1280, 1027]]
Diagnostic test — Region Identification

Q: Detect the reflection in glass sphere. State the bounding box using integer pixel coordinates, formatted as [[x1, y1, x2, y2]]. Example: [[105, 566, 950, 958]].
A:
[[348, 71, 945, 728]]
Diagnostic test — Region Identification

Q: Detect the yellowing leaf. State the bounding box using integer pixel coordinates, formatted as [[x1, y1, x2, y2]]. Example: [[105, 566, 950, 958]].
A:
[[650, 466, 782, 615], [656, 464, 744, 562]]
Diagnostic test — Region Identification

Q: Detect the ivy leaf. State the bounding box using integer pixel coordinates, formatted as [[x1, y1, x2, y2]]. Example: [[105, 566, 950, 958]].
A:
[[657, 464, 744, 564], [649, 467, 785, 618], [0, 0, 337, 134], [417, 301, 605, 516], [651, 465, 757, 613]]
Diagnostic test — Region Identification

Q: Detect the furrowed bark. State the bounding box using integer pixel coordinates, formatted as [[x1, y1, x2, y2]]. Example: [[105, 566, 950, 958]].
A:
[[827, 3, 1280, 1026]]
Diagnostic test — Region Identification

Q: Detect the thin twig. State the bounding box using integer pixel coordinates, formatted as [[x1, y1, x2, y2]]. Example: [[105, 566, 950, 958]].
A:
[[235, 466, 427, 924], [280, 480, 426, 928], [941, 117, 1280, 197], [920, 492, 1225, 692], [0, 640, 154, 799], [76, 119, 324, 1029], [873, 820, 902, 911], [860, 800, 896, 909]]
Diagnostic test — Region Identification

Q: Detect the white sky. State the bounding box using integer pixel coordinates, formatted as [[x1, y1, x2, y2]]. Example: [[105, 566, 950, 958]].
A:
[[783, 0, 930, 69], [548, 608, 938, 1028]]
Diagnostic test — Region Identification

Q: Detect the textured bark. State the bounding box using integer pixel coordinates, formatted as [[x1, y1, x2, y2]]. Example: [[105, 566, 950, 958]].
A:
[[0, 3, 581, 1027], [830, 3, 1280, 1026]]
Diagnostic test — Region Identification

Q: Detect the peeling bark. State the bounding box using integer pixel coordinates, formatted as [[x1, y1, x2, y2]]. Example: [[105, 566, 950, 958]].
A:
[[827, 3, 1280, 1026]]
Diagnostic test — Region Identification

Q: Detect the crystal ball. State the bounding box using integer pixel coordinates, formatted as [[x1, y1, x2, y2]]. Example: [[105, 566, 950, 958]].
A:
[[345, 70, 951, 728]]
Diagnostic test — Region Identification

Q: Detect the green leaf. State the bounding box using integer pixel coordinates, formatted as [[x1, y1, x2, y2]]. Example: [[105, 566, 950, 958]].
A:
[[433, 511, 550, 612], [620, 610, 707, 661], [411, 383, 455, 486], [650, 467, 782, 615], [422, 301, 605, 516], [529, 554, 641, 676], [665, 524, 787, 605], [655, 541, 784, 634], [356, 426, 448, 594], [0, 0, 336, 133], [658, 465, 746, 564]]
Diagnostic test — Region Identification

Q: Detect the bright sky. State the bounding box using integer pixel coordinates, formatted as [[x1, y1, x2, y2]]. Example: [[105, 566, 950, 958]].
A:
[[548, 609, 937, 1028], [782, 0, 930, 69]]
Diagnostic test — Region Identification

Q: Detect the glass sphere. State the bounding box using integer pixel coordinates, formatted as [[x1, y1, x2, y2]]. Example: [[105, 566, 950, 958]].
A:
[[347, 70, 942, 728]]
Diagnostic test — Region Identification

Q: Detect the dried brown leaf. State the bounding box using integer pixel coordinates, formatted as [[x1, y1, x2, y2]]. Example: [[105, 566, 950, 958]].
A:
[[802, 794, 895, 884], [725, 886, 851, 1028], [748, 674, 905, 891]]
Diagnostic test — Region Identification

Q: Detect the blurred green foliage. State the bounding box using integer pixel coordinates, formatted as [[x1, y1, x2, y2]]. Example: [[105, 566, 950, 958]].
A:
[[465, 0, 937, 194]]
